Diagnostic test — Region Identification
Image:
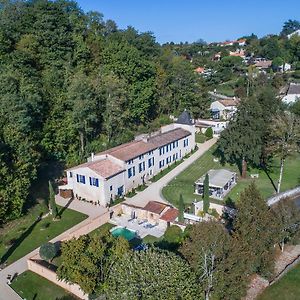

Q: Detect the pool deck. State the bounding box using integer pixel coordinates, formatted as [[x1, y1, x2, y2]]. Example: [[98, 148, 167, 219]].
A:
[[110, 215, 165, 238]]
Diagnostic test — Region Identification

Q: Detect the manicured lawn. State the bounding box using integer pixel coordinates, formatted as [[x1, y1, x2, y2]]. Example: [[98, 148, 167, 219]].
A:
[[258, 262, 300, 300], [162, 146, 300, 208], [89, 222, 115, 237], [11, 271, 77, 300], [0, 203, 87, 266]]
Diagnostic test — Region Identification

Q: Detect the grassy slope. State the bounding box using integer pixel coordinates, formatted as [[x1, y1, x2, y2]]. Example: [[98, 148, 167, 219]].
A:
[[162, 146, 300, 208], [11, 271, 76, 300], [258, 262, 300, 300], [0, 203, 87, 265]]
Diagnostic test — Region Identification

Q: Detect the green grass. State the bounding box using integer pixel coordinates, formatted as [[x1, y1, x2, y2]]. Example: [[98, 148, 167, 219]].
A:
[[162, 146, 300, 208], [11, 271, 77, 300], [0, 204, 87, 266], [88, 222, 115, 237], [258, 262, 300, 300]]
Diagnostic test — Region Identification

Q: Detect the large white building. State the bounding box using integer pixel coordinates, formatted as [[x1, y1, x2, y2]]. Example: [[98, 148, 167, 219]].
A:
[[59, 111, 196, 206]]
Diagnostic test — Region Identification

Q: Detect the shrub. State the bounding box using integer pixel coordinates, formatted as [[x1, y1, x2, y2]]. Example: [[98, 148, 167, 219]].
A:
[[164, 225, 183, 244], [39, 242, 58, 261], [205, 127, 213, 139]]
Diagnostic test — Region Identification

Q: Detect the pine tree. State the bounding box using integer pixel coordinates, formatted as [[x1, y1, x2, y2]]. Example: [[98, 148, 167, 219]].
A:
[[217, 97, 264, 178], [233, 183, 277, 278], [48, 181, 58, 219], [203, 173, 210, 213], [178, 194, 184, 223]]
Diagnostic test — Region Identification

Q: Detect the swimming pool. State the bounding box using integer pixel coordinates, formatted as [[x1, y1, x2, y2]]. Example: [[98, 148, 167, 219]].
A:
[[111, 227, 136, 241]]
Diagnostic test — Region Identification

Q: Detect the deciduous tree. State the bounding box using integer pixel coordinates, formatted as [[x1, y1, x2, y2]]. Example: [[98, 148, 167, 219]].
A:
[[107, 248, 198, 300]]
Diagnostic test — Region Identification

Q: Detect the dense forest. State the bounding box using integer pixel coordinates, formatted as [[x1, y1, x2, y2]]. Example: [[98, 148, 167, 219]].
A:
[[0, 0, 209, 223], [0, 0, 299, 225]]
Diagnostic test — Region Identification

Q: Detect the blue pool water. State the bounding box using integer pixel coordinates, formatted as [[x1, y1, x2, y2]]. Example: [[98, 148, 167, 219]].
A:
[[111, 227, 136, 241]]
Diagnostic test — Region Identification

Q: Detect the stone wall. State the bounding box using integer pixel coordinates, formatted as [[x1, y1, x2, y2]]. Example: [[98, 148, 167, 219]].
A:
[[267, 186, 300, 206], [27, 255, 88, 300]]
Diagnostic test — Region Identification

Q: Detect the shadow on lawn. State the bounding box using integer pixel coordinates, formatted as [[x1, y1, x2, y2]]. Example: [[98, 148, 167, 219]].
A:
[[261, 163, 278, 193], [0, 213, 43, 264], [57, 198, 73, 218]]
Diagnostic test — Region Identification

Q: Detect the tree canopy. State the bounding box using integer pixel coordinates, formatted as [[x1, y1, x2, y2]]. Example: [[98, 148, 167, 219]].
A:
[[0, 0, 210, 223], [106, 248, 198, 300]]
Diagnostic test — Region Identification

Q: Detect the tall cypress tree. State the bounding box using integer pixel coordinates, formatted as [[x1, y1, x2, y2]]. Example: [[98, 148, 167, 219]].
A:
[[178, 194, 184, 223], [203, 173, 210, 213], [233, 183, 277, 278], [48, 181, 58, 219]]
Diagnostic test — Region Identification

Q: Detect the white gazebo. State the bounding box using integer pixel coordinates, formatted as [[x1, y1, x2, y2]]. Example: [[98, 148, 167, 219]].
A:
[[194, 169, 237, 200]]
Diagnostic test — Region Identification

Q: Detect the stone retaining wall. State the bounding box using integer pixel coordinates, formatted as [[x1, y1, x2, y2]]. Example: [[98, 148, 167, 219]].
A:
[[27, 255, 88, 300], [267, 186, 300, 206]]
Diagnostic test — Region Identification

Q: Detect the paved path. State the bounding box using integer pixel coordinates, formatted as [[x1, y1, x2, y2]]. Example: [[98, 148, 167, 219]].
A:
[[0, 199, 107, 300], [125, 138, 217, 208]]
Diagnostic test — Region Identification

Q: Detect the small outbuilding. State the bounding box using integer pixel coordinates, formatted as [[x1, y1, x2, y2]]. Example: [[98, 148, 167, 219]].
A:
[[194, 169, 237, 200]]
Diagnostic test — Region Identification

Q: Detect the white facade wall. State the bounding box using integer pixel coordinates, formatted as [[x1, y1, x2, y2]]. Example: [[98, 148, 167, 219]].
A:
[[66, 123, 195, 206], [67, 167, 106, 206], [124, 150, 155, 191]]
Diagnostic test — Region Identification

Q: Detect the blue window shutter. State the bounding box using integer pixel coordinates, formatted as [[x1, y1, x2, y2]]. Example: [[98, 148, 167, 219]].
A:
[[89, 177, 92, 185], [82, 176, 85, 184], [95, 179, 99, 187], [76, 174, 79, 182]]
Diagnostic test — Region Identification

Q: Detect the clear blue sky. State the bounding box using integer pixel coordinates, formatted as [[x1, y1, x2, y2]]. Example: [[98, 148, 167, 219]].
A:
[[77, 0, 300, 44]]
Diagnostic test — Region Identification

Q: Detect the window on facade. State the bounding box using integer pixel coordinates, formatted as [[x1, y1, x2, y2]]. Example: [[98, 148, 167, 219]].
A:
[[184, 138, 189, 147], [76, 174, 86, 184], [139, 154, 144, 160], [110, 185, 113, 191], [89, 177, 99, 187], [69, 172, 73, 178], [128, 168, 132, 178], [127, 159, 134, 165]]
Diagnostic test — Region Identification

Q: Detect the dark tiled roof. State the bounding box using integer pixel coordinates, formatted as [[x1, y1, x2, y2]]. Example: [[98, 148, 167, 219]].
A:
[[287, 83, 300, 95], [96, 128, 191, 162], [160, 208, 179, 222], [148, 128, 190, 148], [176, 111, 194, 125], [143, 201, 168, 215]]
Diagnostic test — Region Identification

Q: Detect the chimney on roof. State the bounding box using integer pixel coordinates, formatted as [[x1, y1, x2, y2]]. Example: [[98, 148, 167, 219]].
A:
[[91, 153, 94, 162]]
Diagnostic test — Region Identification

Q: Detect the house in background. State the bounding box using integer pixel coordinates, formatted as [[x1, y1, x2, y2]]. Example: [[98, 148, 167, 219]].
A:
[[282, 83, 300, 104], [195, 119, 227, 135], [254, 60, 272, 71], [194, 169, 237, 200], [195, 67, 205, 74], [59, 111, 196, 207], [210, 98, 240, 120]]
